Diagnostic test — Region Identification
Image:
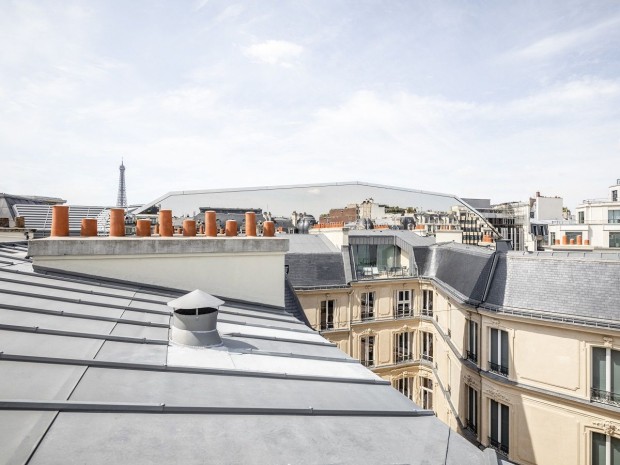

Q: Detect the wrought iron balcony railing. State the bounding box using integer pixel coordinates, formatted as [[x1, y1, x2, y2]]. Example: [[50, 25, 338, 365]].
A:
[[488, 361, 508, 377], [465, 420, 477, 435], [488, 437, 508, 455], [421, 353, 433, 363], [466, 350, 478, 364], [591, 387, 620, 407]]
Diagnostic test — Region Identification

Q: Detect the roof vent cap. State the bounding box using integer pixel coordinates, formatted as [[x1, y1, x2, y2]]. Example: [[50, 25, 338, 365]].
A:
[[167, 290, 224, 347]]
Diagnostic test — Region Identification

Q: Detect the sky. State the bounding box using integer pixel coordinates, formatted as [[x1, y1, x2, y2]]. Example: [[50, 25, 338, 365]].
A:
[[1, 0, 619, 210]]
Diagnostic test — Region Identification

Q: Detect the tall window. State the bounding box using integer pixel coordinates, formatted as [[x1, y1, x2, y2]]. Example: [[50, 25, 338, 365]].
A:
[[421, 331, 433, 362], [610, 232, 620, 249], [610, 210, 620, 224], [489, 400, 509, 455], [395, 290, 413, 317], [394, 332, 414, 363], [467, 320, 479, 363], [422, 290, 433, 316], [395, 377, 414, 401], [613, 190, 618, 202], [592, 432, 620, 465], [361, 291, 375, 320], [592, 347, 620, 406], [466, 385, 478, 435], [320, 300, 335, 330], [360, 335, 375, 367], [578, 211, 585, 224], [489, 328, 509, 376], [420, 377, 433, 410]]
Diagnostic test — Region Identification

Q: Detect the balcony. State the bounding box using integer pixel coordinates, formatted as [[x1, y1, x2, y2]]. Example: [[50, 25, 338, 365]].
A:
[[361, 311, 375, 321], [488, 437, 509, 455], [465, 421, 477, 435], [420, 308, 433, 317], [591, 387, 620, 407], [421, 353, 433, 363], [488, 361, 508, 377], [356, 265, 411, 280], [361, 359, 375, 368], [466, 350, 478, 364]]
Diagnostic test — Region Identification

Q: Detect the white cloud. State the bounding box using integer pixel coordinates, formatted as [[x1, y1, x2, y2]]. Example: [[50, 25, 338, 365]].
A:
[[509, 15, 620, 61], [244, 40, 303, 67]]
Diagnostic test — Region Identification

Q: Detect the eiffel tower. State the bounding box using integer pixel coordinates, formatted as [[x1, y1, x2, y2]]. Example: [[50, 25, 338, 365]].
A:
[[116, 159, 127, 208]]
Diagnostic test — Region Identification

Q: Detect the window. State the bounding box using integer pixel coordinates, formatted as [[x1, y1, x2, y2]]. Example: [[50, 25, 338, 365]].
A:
[[609, 210, 620, 224], [395, 290, 413, 317], [489, 400, 509, 455], [394, 332, 414, 363], [592, 432, 620, 465], [578, 211, 585, 224], [361, 292, 375, 320], [422, 290, 433, 316], [421, 331, 433, 362], [489, 328, 509, 376], [420, 377, 433, 410], [550, 232, 555, 245], [360, 335, 375, 367], [395, 376, 414, 401], [613, 190, 618, 202], [319, 300, 335, 330], [592, 347, 620, 406], [467, 320, 478, 363], [466, 385, 478, 435], [610, 232, 620, 249]]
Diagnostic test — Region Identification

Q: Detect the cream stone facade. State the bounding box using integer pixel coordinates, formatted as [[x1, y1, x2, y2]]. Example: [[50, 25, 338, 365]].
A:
[[288, 232, 620, 465]]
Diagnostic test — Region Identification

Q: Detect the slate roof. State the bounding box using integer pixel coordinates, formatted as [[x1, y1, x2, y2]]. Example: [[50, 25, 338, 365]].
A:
[[484, 251, 620, 324], [422, 243, 496, 304], [0, 241, 491, 465], [285, 253, 348, 288]]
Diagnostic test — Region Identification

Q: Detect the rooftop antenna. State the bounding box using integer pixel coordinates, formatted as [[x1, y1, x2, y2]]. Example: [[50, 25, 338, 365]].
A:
[[116, 158, 127, 208]]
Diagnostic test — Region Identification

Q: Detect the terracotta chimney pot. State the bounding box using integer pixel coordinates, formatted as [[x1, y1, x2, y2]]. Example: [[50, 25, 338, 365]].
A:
[[205, 211, 217, 237], [80, 218, 97, 237], [109, 208, 125, 237], [136, 219, 152, 237], [183, 219, 197, 236], [245, 212, 257, 237], [225, 220, 238, 237], [584, 239, 590, 245], [51, 205, 70, 237], [561, 235, 568, 245], [263, 221, 275, 237], [159, 210, 173, 237], [577, 235, 583, 245]]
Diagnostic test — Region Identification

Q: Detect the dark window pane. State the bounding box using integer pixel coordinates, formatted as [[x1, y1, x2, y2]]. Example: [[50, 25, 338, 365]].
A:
[[593, 348, 607, 391], [592, 432, 606, 465]]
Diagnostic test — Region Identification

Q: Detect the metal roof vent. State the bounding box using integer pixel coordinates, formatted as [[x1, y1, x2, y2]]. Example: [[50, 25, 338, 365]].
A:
[[167, 290, 225, 347]]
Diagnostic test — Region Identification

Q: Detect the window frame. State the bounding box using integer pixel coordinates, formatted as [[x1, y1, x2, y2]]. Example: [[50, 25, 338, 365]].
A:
[[489, 328, 509, 377], [420, 376, 433, 410], [319, 299, 335, 330], [360, 335, 375, 367], [394, 331, 414, 364], [467, 320, 479, 364], [488, 399, 509, 455], [591, 346, 620, 406], [420, 331, 433, 363], [360, 291, 375, 320], [395, 289, 413, 317], [422, 289, 434, 316], [466, 385, 478, 435]]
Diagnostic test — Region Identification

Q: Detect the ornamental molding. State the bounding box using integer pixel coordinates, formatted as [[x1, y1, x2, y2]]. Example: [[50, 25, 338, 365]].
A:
[[393, 371, 413, 380], [464, 374, 480, 388], [483, 388, 510, 404], [593, 420, 620, 437], [603, 337, 614, 348], [489, 319, 500, 327], [358, 328, 375, 336]]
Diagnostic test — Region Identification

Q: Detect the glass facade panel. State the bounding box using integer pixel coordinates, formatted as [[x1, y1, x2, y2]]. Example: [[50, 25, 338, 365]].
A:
[[610, 232, 620, 248]]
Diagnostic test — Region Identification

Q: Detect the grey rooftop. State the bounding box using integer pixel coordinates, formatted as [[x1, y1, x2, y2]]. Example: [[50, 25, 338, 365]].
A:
[[0, 241, 493, 465]]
